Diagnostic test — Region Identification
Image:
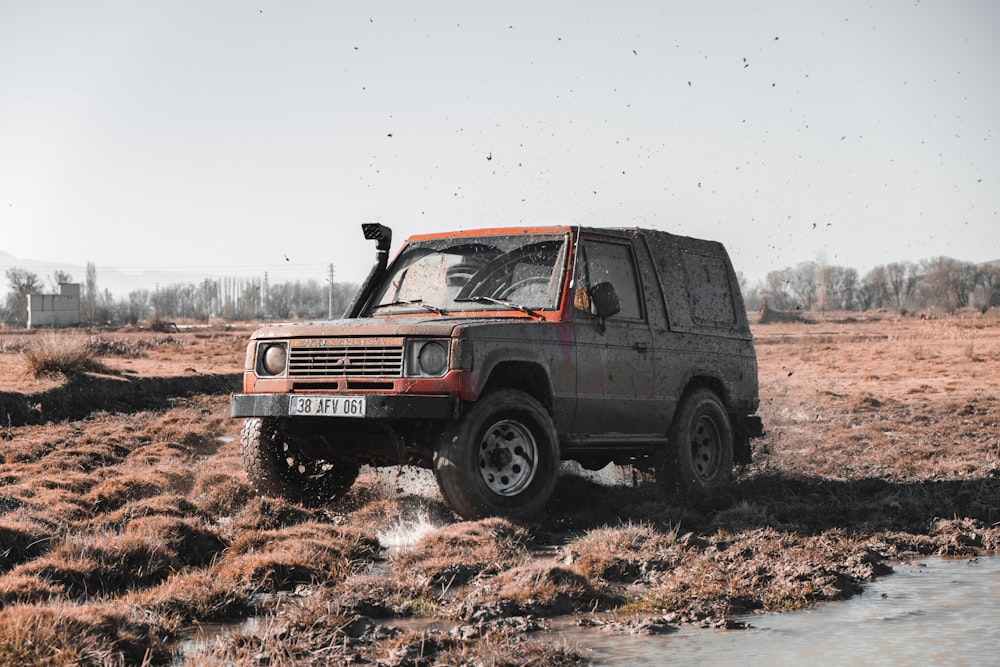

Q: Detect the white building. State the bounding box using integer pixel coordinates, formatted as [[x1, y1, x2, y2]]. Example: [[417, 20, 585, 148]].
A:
[[27, 283, 81, 328]]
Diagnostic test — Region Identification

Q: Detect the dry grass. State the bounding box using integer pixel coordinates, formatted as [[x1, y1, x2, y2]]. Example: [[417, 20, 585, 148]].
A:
[[0, 601, 169, 666], [489, 563, 610, 614], [18, 332, 106, 378], [392, 518, 533, 586], [131, 571, 254, 628], [569, 522, 682, 581], [217, 522, 379, 592], [0, 517, 54, 573], [0, 315, 998, 663], [185, 601, 582, 667]]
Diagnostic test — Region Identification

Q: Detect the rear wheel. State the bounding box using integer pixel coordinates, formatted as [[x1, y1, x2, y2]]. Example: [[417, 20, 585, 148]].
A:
[[657, 389, 734, 499], [241, 417, 359, 504], [434, 389, 559, 520]]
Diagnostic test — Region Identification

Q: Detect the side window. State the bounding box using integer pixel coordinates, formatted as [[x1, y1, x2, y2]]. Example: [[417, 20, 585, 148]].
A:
[[574, 240, 643, 320], [682, 252, 737, 327]]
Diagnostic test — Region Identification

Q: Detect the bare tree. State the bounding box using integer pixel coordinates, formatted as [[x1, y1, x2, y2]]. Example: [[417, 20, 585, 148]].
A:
[[859, 265, 889, 311], [123, 289, 151, 324], [833, 266, 858, 310], [4, 267, 42, 326], [737, 271, 763, 310], [763, 268, 794, 310], [918, 257, 980, 312], [885, 261, 917, 311], [789, 262, 817, 310], [266, 283, 293, 319], [983, 263, 1000, 308], [82, 261, 99, 324], [194, 279, 219, 321], [50, 269, 74, 291]]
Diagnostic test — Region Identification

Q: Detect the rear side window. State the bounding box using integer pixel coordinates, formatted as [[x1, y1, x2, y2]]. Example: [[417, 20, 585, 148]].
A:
[[682, 252, 736, 327]]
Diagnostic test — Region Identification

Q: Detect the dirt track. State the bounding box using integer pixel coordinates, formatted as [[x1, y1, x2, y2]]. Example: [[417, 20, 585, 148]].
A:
[[0, 313, 997, 665]]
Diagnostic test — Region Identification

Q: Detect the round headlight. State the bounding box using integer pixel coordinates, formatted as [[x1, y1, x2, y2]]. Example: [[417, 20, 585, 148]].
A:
[[261, 344, 287, 375], [418, 341, 448, 376]]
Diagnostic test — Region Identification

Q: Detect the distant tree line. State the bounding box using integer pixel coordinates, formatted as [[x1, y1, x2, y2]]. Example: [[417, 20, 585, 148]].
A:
[[742, 257, 1000, 314], [1, 262, 359, 327], [4, 255, 999, 328]]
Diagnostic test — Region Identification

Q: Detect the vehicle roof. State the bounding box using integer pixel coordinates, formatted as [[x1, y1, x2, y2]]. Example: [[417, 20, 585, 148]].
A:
[[406, 226, 573, 242], [404, 225, 726, 253]]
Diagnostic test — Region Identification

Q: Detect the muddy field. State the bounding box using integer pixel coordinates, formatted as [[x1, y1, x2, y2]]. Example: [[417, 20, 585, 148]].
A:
[[0, 313, 998, 665]]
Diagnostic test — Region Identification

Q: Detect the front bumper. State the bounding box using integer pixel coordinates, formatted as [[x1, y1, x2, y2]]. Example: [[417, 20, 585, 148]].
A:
[[230, 393, 458, 420]]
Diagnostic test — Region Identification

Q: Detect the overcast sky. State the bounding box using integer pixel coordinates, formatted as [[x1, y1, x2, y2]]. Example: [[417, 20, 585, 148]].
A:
[[1, 1, 998, 295]]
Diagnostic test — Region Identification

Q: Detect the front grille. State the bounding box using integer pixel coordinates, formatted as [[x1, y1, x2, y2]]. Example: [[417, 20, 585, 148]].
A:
[[288, 344, 404, 378]]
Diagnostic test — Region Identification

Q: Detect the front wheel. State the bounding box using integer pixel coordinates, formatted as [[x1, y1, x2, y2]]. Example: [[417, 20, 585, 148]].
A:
[[657, 389, 734, 500], [434, 389, 559, 520], [241, 418, 360, 505]]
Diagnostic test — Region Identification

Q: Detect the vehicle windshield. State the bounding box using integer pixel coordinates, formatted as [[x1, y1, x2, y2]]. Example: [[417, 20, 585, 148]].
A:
[[365, 232, 569, 315]]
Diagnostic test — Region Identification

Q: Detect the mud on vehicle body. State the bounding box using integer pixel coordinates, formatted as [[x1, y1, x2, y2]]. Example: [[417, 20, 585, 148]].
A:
[[231, 223, 763, 519]]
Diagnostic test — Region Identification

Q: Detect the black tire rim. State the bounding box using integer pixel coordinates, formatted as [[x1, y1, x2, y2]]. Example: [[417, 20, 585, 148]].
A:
[[690, 413, 723, 482]]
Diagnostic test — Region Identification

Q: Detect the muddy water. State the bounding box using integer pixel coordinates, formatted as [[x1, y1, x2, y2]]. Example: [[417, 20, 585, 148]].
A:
[[179, 556, 999, 664], [563, 556, 1000, 666]]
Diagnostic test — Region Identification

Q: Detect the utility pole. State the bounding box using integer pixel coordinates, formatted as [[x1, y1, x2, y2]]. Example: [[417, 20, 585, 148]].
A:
[[328, 263, 336, 319]]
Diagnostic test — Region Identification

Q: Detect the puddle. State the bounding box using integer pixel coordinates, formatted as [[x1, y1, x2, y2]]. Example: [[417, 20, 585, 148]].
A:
[[173, 556, 999, 664], [560, 556, 1000, 665]]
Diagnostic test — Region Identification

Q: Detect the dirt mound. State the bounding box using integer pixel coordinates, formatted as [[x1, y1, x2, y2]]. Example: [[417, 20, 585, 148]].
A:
[[0, 372, 241, 426], [758, 300, 814, 324]]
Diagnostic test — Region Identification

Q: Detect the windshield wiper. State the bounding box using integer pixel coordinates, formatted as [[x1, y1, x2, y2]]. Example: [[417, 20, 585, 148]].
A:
[[455, 295, 543, 319], [372, 299, 448, 315]]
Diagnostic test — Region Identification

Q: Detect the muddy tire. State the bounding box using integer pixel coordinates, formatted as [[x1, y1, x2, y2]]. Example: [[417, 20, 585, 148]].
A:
[[434, 389, 559, 520], [241, 417, 359, 504], [657, 389, 734, 499]]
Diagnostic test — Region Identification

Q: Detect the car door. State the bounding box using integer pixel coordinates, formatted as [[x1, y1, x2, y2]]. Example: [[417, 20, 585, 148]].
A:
[[571, 236, 657, 436]]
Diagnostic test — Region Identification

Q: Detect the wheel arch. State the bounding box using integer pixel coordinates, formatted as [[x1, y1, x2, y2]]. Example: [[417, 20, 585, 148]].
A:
[[679, 373, 729, 409], [479, 360, 554, 414]]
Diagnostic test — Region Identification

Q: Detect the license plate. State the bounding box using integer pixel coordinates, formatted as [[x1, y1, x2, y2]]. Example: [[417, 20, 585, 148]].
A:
[[288, 395, 367, 418]]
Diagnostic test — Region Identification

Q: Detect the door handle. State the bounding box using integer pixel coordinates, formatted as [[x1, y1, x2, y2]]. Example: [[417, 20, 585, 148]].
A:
[[634, 342, 648, 353]]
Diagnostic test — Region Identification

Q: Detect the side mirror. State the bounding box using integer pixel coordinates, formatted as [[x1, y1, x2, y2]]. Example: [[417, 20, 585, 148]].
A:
[[590, 282, 621, 319]]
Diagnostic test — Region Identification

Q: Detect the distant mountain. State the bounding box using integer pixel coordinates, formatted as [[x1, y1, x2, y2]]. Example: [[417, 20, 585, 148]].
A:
[[0, 250, 228, 298]]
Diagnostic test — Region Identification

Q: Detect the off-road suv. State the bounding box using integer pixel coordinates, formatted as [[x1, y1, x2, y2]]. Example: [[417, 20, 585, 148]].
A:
[[231, 224, 762, 519]]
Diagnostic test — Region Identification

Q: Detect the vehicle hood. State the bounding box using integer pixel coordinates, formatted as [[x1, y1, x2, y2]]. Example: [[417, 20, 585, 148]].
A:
[[249, 315, 534, 340]]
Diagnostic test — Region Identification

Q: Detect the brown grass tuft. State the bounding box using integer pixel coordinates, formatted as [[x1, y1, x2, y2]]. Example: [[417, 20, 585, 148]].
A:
[[332, 571, 438, 617], [0, 601, 170, 666], [18, 332, 107, 378], [103, 494, 204, 526], [190, 466, 254, 517], [234, 496, 323, 531], [124, 515, 227, 567], [569, 522, 681, 582], [84, 473, 169, 513], [394, 518, 531, 585], [0, 518, 55, 574], [132, 571, 254, 627], [217, 522, 380, 592], [0, 573, 65, 605], [491, 563, 610, 614]]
